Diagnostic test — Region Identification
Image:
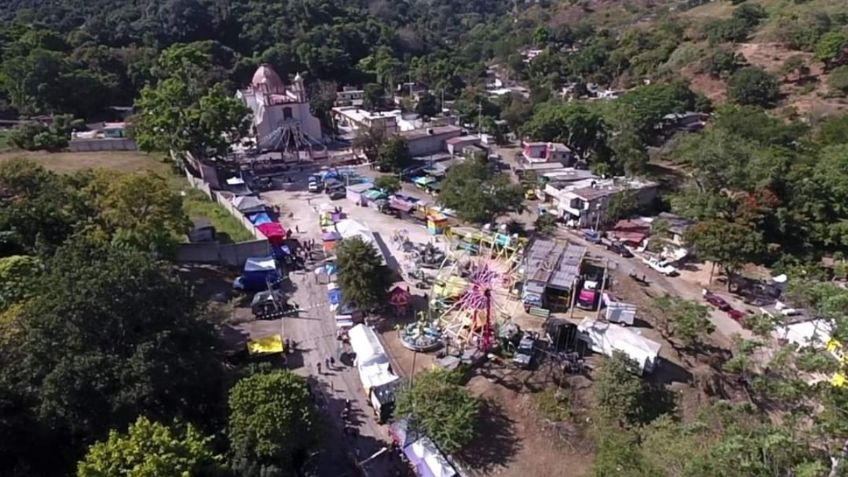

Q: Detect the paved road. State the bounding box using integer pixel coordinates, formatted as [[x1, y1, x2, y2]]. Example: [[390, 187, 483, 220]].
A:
[[259, 185, 402, 476]]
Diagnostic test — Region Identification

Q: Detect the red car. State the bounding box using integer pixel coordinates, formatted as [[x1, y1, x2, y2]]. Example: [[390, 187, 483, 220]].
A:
[[727, 308, 747, 323], [703, 291, 731, 311]]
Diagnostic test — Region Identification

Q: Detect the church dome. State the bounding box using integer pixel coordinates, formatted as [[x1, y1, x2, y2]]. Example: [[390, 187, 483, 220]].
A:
[[251, 64, 285, 93]]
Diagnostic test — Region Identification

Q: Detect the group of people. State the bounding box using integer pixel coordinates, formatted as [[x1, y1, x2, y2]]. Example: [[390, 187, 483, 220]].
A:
[[316, 355, 336, 375]]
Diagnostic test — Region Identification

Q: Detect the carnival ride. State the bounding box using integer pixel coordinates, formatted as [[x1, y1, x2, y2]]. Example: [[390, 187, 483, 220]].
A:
[[400, 311, 444, 352], [431, 226, 528, 352], [257, 118, 327, 160]]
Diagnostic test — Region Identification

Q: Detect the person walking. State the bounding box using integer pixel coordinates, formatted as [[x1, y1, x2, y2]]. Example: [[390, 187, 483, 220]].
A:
[[325, 357, 331, 370], [295, 224, 300, 233], [329, 356, 336, 369], [317, 362, 322, 375]]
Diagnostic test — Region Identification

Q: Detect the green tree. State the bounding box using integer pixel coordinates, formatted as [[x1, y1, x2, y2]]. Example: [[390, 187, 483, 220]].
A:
[[827, 65, 848, 96], [395, 369, 479, 453], [0, 159, 86, 254], [521, 102, 608, 160], [17, 239, 225, 445], [374, 175, 401, 194], [132, 79, 250, 159], [363, 82, 386, 111], [685, 220, 763, 289], [439, 157, 524, 223], [534, 213, 558, 236], [653, 295, 715, 351], [594, 351, 645, 425], [77, 416, 221, 477], [814, 31, 847, 68], [727, 67, 780, 107], [85, 171, 188, 255], [335, 237, 391, 311], [376, 136, 412, 172], [352, 125, 387, 163], [415, 92, 438, 117], [0, 255, 40, 311], [228, 371, 317, 476]]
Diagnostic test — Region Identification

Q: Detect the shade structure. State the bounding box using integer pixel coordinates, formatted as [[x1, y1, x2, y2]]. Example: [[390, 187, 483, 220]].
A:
[[257, 222, 287, 245], [249, 212, 272, 225], [247, 334, 284, 355], [389, 286, 411, 306]]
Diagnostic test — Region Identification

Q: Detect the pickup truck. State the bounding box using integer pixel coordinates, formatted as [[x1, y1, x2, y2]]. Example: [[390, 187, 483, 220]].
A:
[[512, 332, 538, 369], [641, 256, 678, 276]]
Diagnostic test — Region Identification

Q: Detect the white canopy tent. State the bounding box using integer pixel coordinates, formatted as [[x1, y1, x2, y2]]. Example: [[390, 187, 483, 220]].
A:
[[578, 318, 662, 374], [348, 324, 399, 392], [244, 256, 276, 272], [403, 437, 457, 477]]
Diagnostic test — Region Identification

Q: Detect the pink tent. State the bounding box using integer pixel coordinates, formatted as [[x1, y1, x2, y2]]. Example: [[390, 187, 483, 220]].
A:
[[257, 222, 287, 245]]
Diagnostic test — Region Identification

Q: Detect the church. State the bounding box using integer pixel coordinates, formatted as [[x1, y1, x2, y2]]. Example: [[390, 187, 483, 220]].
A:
[[237, 64, 323, 152]]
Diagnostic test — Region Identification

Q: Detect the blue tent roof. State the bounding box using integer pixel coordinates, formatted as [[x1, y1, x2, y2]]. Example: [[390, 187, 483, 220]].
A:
[[249, 212, 272, 225], [328, 289, 342, 305]]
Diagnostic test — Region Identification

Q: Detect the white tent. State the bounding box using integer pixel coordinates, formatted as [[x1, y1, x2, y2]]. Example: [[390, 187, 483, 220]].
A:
[[348, 324, 399, 392], [577, 318, 662, 374], [775, 319, 833, 349], [232, 195, 266, 214], [335, 219, 386, 264], [244, 256, 276, 272], [403, 437, 457, 477], [349, 324, 389, 368]]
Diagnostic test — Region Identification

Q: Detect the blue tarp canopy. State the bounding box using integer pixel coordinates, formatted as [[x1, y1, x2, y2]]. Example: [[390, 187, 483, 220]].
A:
[[328, 289, 342, 305], [249, 212, 272, 225]]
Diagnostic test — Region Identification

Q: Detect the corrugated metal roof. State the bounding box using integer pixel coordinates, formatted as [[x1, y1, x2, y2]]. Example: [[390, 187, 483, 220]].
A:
[[524, 239, 561, 284], [548, 244, 586, 290]]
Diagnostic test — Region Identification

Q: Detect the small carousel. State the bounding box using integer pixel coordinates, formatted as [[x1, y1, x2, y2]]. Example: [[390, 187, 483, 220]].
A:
[[400, 311, 444, 353]]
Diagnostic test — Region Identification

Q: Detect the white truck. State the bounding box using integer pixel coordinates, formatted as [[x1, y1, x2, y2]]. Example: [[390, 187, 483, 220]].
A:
[[641, 256, 678, 276]]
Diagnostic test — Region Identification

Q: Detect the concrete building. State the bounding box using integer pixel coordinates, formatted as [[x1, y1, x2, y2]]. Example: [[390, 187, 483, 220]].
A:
[[546, 177, 658, 228], [445, 135, 482, 156], [401, 125, 463, 156], [336, 86, 365, 107], [332, 106, 401, 135], [237, 64, 322, 151], [522, 141, 574, 165]]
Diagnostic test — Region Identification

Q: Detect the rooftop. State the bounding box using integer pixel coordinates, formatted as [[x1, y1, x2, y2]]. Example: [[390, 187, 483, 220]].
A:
[[400, 125, 463, 141], [548, 243, 586, 291]]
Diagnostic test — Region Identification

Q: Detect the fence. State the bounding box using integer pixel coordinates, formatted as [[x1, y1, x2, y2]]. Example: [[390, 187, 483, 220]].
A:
[[176, 164, 275, 266], [176, 240, 270, 267], [69, 138, 137, 152]]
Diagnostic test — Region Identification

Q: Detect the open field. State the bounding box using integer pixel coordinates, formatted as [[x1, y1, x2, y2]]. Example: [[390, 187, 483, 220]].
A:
[[0, 150, 170, 174]]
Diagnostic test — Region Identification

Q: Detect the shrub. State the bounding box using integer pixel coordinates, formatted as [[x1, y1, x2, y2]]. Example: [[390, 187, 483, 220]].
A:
[[727, 66, 780, 107], [827, 65, 848, 95]]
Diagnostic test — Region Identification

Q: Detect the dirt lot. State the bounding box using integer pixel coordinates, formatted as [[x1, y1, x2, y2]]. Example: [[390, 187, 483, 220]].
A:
[[0, 150, 169, 174], [458, 366, 594, 477]]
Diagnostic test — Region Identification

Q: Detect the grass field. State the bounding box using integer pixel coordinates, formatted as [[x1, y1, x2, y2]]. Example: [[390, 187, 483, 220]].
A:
[[0, 149, 254, 243]]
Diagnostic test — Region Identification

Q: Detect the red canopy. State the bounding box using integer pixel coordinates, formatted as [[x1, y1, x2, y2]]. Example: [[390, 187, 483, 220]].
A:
[[388, 286, 411, 306], [257, 222, 287, 245]]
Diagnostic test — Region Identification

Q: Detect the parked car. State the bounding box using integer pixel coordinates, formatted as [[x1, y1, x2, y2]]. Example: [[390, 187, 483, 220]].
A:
[[308, 180, 323, 193], [703, 290, 731, 311], [513, 332, 538, 369], [582, 229, 603, 244], [727, 308, 747, 322], [642, 256, 678, 276], [607, 241, 633, 258]]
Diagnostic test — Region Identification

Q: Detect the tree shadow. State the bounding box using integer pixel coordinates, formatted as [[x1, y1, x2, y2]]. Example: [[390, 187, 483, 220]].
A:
[[457, 398, 522, 473]]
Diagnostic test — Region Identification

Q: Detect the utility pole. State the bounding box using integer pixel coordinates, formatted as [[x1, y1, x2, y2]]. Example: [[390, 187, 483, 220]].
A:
[[596, 259, 609, 320], [477, 102, 483, 135]]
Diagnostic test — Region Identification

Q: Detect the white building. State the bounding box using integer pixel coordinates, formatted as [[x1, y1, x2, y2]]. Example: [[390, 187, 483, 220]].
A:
[[544, 177, 658, 228], [237, 64, 322, 151]]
